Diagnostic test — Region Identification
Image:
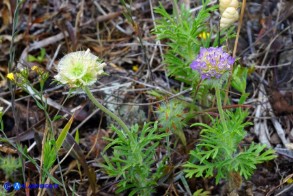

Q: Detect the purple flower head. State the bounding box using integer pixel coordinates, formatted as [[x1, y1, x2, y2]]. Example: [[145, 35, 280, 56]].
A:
[[190, 47, 234, 80]]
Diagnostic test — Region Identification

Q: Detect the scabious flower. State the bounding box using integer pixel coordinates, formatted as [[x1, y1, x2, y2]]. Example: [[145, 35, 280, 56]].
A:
[[190, 47, 234, 80], [54, 49, 106, 87]]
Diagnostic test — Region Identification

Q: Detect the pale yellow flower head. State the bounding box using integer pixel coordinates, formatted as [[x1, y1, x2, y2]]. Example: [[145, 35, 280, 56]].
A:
[[54, 49, 106, 87]]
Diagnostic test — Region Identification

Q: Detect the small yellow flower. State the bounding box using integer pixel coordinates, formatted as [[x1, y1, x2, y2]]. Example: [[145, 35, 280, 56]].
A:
[[132, 65, 139, 72], [31, 65, 39, 72], [6, 73, 15, 81], [198, 32, 210, 40], [31, 65, 44, 74], [287, 178, 293, 184]]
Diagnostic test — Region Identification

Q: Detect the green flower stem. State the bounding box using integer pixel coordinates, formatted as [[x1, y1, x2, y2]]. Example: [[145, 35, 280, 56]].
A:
[[83, 86, 130, 134], [215, 86, 228, 132]]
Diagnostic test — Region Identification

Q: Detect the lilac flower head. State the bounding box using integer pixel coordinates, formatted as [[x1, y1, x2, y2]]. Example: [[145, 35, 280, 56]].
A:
[[190, 47, 234, 80]]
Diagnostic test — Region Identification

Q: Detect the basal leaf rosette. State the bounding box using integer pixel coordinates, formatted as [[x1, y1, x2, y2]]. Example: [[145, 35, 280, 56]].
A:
[[55, 49, 106, 87]]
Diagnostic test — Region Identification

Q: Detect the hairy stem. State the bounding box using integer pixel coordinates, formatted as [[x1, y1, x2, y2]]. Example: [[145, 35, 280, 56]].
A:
[[215, 86, 228, 132], [83, 86, 130, 134]]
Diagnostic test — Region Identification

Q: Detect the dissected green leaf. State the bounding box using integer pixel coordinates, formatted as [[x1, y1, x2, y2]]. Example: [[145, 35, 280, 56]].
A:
[[184, 109, 276, 184]]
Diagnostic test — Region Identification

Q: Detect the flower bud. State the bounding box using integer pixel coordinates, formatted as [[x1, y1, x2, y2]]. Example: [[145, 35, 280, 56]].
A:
[[219, 0, 239, 14], [220, 7, 239, 29]]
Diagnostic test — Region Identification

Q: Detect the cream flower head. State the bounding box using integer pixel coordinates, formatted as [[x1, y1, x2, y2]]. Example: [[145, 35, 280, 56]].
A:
[[55, 49, 106, 87]]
